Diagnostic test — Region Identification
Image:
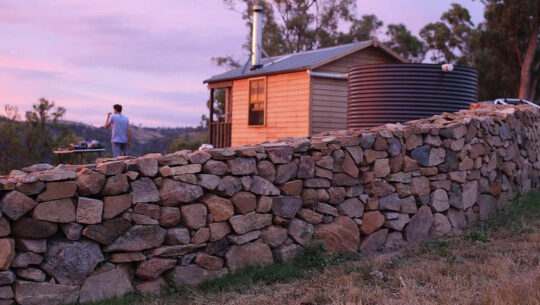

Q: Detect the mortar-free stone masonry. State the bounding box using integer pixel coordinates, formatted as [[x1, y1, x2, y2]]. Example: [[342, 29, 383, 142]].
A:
[[0, 104, 538, 304]]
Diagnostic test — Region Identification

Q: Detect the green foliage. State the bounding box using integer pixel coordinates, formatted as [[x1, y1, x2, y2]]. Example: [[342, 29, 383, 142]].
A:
[[169, 132, 208, 152], [420, 238, 453, 257], [386, 23, 426, 62], [0, 98, 81, 174], [464, 231, 490, 243]]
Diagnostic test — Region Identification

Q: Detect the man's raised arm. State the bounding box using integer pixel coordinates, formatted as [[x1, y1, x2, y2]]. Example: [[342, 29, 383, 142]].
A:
[[105, 112, 112, 129]]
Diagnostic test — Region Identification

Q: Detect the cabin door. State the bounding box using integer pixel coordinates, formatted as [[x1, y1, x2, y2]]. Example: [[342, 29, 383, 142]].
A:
[[208, 86, 232, 148]]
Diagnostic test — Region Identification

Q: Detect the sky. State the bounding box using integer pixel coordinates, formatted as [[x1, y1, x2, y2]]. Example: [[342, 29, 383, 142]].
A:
[[0, 0, 484, 127]]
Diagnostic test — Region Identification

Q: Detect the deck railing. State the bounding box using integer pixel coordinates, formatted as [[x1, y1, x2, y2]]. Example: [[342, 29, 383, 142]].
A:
[[209, 122, 232, 148]]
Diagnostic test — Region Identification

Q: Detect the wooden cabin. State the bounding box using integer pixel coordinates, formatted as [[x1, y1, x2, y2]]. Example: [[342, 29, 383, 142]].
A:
[[204, 39, 406, 147]]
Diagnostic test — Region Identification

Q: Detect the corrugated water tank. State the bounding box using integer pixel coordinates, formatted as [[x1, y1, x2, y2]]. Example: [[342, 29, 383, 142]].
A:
[[347, 63, 478, 128]]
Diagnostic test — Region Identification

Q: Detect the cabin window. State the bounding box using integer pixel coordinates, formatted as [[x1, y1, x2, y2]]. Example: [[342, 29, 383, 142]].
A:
[[248, 78, 265, 126]]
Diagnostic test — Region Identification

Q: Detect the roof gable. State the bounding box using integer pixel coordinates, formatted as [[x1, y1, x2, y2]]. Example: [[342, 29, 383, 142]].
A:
[[204, 39, 405, 84]]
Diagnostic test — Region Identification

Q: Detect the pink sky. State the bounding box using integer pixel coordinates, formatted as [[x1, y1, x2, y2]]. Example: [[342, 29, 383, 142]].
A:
[[0, 0, 484, 127]]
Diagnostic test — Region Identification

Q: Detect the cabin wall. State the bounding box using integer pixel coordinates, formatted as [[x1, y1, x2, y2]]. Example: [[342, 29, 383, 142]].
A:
[[310, 47, 400, 135], [231, 71, 310, 146]]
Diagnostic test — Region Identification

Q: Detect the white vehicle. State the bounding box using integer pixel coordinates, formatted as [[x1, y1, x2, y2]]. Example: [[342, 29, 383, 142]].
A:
[[488, 98, 540, 109]]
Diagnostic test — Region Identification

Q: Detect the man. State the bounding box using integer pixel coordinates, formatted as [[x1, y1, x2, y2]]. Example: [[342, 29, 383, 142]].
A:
[[105, 104, 132, 157]]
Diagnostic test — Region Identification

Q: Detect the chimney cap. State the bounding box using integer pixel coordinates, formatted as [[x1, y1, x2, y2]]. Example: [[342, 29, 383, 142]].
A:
[[252, 5, 263, 11]]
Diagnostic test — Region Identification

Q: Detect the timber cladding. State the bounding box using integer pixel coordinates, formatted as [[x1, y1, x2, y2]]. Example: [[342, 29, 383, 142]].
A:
[[231, 71, 310, 146]]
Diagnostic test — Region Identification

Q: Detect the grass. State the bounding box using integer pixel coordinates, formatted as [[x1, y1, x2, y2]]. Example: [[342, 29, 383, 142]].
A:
[[89, 191, 540, 305]]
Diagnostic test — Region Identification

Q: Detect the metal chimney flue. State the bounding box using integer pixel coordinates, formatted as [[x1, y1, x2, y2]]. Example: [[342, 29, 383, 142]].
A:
[[251, 5, 263, 70]]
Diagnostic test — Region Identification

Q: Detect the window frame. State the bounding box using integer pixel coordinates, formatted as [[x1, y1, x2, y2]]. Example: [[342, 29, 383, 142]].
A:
[[247, 77, 267, 127]]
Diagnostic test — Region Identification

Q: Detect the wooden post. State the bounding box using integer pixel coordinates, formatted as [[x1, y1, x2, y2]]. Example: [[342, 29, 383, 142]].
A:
[[209, 88, 214, 146]]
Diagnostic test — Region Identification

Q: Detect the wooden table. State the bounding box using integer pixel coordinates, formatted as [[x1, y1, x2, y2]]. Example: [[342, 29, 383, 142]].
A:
[[53, 148, 106, 164]]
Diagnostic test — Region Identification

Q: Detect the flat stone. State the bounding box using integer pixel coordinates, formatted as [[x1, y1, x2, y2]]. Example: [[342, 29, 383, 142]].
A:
[[159, 206, 180, 227], [181, 203, 207, 229], [103, 194, 132, 219], [191, 228, 210, 244], [76, 169, 105, 196], [169, 164, 202, 176], [227, 230, 260, 245], [37, 167, 77, 182], [209, 222, 232, 242], [411, 176, 430, 196], [360, 211, 385, 235], [110, 252, 146, 263], [14, 281, 79, 305], [131, 177, 160, 203], [11, 252, 42, 268], [15, 239, 46, 253], [202, 195, 233, 222], [0, 239, 15, 270], [288, 218, 314, 247], [428, 148, 446, 166], [202, 160, 228, 175], [257, 160, 276, 182], [32, 198, 75, 223], [359, 228, 388, 252], [37, 182, 76, 202], [332, 173, 359, 186], [225, 242, 273, 271], [160, 179, 203, 204], [76, 197, 103, 224], [400, 196, 417, 214], [195, 253, 224, 271], [22, 163, 54, 172], [314, 216, 359, 253], [96, 161, 125, 175], [82, 218, 131, 245], [209, 148, 235, 160], [379, 193, 401, 211], [15, 267, 46, 282], [104, 225, 166, 252], [250, 176, 280, 196], [0, 191, 37, 221], [152, 244, 206, 257], [404, 205, 433, 244], [297, 156, 315, 179], [78, 266, 133, 303], [373, 158, 391, 178], [172, 264, 228, 287], [136, 257, 176, 280], [366, 179, 395, 197], [275, 162, 298, 184], [41, 239, 104, 285], [12, 218, 57, 239], [298, 208, 323, 224], [229, 212, 272, 235], [304, 178, 331, 188]]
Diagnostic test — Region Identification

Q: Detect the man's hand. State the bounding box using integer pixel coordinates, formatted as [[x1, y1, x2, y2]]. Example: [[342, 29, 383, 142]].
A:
[[107, 112, 112, 117]]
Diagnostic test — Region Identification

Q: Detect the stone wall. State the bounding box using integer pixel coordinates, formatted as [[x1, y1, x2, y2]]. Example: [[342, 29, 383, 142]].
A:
[[0, 104, 538, 304]]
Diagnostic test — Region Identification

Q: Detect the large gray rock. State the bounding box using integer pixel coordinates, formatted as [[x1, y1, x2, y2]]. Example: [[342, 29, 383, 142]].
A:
[[297, 156, 315, 179], [100, 174, 129, 196], [411, 145, 431, 167], [77, 168, 105, 196], [78, 266, 133, 303], [266, 146, 294, 164], [216, 176, 242, 197], [275, 162, 298, 184], [314, 216, 359, 253], [181, 203, 207, 229], [288, 218, 315, 248], [202, 195, 234, 222], [103, 194, 132, 219], [104, 225, 166, 252], [0, 271, 15, 285], [160, 179, 203, 204], [135, 257, 176, 280], [338, 198, 364, 218], [134, 157, 158, 177], [76, 197, 103, 224], [225, 242, 273, 271], [131, 177, 160, 203], [257, 160, 276, 182], [96, 161, 125, 176], [227, 158, 256, 175], [14, 281, 79, 305], [430, 213, 452, 236], [359, 228, 388, 252], [0, 191, 37, 221], [404, 205, 433, 243], [42, 239, 104, 285]]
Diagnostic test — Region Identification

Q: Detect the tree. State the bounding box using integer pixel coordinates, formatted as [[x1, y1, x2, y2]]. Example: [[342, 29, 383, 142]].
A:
[[385, 24, 426, 62], [0, 106, 25, 173]]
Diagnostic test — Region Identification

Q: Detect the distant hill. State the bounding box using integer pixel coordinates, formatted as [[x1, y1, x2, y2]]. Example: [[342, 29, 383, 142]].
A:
[[56, 121, 207, 157]]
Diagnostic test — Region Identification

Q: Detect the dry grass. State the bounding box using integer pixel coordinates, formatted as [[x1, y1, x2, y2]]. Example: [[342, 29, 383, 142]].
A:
[[95, 192, 540, 305]]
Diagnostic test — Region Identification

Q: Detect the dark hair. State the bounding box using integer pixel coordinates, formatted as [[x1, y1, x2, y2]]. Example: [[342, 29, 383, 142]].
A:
[[113, 104, 122, 113]]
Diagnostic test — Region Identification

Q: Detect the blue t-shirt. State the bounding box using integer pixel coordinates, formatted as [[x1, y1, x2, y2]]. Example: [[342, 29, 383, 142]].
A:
[[110, 114, 129, 143]]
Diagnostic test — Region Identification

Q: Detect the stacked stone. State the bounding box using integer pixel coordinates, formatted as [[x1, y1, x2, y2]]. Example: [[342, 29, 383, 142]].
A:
[[0, 104, 538, 305]]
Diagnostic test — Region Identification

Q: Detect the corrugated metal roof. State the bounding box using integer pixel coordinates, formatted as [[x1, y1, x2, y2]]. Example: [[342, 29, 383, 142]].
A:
[[204, 40, 374, 83]]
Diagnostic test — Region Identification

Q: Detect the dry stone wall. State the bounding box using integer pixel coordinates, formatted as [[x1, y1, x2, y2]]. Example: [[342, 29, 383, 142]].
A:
[[0, 104, 539, 304]]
